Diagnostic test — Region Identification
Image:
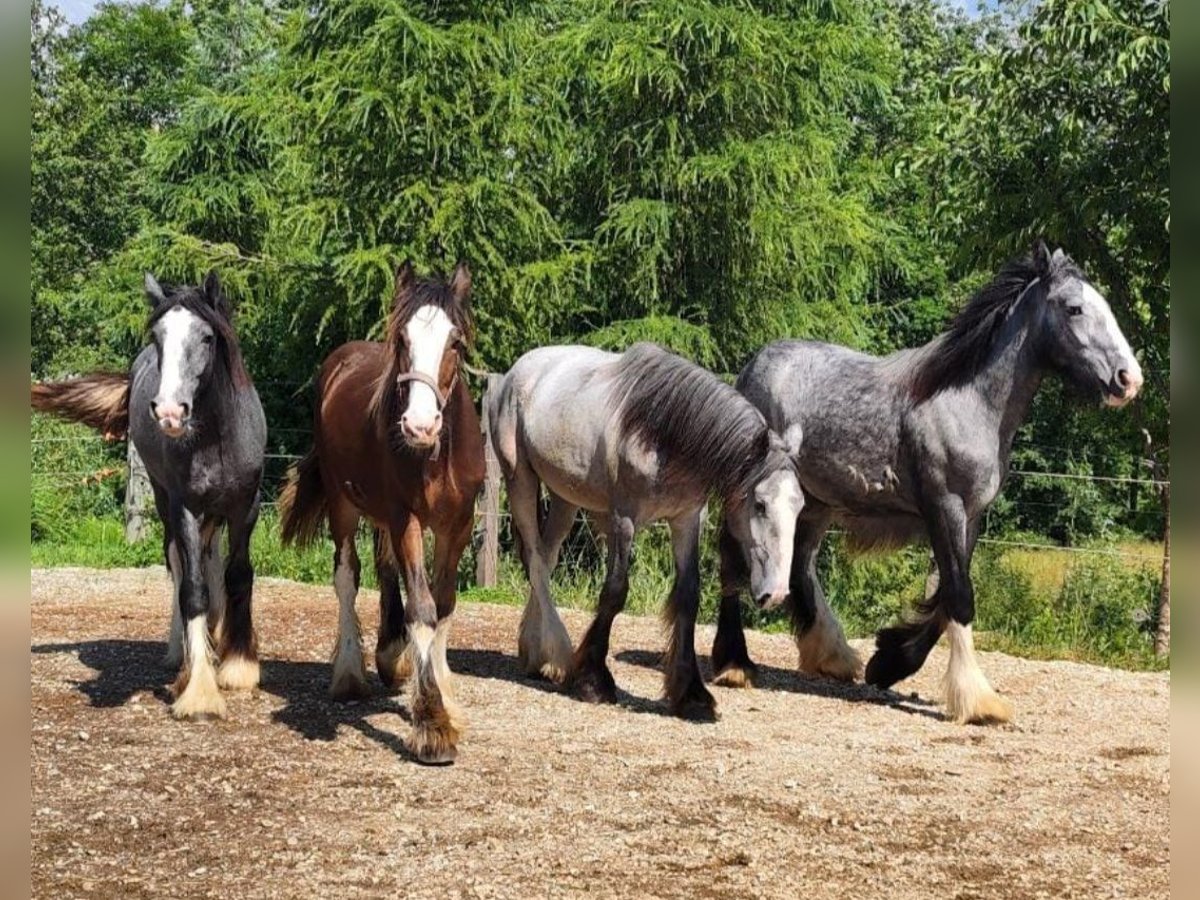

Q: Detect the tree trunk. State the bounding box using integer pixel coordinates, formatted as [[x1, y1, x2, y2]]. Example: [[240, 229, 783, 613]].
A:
[[1154, 485, 1170, 657]]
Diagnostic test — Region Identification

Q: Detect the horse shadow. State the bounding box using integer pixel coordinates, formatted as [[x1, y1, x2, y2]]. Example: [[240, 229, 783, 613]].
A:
[[32, 637, 707, 759], [614, 648, 945, 722], [31, 638, 422, 758], [448, 647, 675, 718]]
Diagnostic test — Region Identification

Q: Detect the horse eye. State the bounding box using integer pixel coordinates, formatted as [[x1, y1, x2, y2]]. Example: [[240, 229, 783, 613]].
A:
[[754, 500, 767, 516], [1067, 306, 1083, 317], [201, 334, 214, 344]]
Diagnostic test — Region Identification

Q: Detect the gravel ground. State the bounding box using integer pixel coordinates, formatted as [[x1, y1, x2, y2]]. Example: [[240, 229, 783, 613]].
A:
[[31, 566, 1170, 899]]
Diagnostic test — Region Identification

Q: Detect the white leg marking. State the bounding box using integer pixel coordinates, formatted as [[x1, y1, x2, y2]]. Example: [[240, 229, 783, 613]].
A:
[[517, 554, 573, 683], [172, 615, 226, 720], [164, 543, 183, 668], [944, 622, 1012, 725], [330, 540, 367, 699], [796, 585, 861, 681]]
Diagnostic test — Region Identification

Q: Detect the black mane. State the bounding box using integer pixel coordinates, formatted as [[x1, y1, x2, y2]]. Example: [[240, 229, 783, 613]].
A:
[[908, 247, 1082, 402], [614, 343, 775, 499], [146, 280, 251, 390]]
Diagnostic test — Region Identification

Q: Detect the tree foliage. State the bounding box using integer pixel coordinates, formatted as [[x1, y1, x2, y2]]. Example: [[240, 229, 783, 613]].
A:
[[30, 0, 1171, 542]]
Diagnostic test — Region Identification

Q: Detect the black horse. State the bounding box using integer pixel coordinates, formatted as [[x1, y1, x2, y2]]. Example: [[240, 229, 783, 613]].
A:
[[33, 272, 266, 720], [714, 242, 1144, 723]]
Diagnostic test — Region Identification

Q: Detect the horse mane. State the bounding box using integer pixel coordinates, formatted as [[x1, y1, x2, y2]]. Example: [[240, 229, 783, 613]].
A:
[[905, 246, 1081, 402], [368, 264, 475, 428], [146, 280, 251, 390], [614, 343, 773, 499]]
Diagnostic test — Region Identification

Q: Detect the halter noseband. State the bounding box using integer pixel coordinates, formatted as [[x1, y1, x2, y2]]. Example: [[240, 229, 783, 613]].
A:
[[394, 369, 454, 411], [393, 368, 458, 461]]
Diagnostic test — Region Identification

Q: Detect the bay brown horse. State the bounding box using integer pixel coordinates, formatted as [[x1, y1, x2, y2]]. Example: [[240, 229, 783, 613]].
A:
[[279, 261, 484, 764]]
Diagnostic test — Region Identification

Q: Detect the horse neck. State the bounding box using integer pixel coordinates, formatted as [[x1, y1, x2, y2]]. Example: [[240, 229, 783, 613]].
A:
[[961, 304, 1046, 454]]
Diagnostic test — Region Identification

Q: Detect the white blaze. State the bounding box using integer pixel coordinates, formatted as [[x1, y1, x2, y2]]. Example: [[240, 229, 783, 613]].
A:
[[157, 307, 199, 408], [1080, 283, 1142, 403], [403, 305, 454, 428]]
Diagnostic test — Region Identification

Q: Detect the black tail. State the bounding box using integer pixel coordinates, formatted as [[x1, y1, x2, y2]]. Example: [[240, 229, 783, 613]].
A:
[[278, 449, 328, 546], [31, 373, 130, 439]]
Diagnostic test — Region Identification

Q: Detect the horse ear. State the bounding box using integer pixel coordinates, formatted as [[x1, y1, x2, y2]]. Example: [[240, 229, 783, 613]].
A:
[[144, 273, 167, 307], [1032, 239, 1053, 276], [450, 260, 471, 300], [395, 259, 415, 294], [203, 269, 222, 305]]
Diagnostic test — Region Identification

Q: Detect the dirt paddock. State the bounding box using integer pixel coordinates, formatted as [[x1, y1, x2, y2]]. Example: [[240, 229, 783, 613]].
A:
[[32, 567, 1169, 898]]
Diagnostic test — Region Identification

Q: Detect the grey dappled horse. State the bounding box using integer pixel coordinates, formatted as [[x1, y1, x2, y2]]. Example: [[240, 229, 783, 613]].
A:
[[32, 272, 267, 720], [488, 342, 802, 719], [713, 242, 1144, 724]]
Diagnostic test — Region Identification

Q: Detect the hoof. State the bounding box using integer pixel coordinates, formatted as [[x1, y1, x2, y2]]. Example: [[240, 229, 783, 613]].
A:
[[668, 676, 719, 722], [518, 636, 574, 685], [217, 655, 260, 691], [171, 679, 227, 721], [376, 641, 411, 693], [572, 665, 618, 704], [537, 661, 570, 685], [947, 688, 1013, 726], [329, 668, 371, 702], [712, 662, 758, 689], [406, 718, 461, 766], [800, 649, 863, 683]]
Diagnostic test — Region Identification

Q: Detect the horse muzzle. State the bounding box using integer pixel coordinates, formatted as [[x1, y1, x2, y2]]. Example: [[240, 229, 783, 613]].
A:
[[1104, 367, 1144, 407], [150, 401, 190, 438]]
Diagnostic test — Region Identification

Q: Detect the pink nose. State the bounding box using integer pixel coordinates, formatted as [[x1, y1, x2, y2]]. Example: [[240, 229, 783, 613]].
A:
[[150, 400, 188, 432], [400, 413, 442, 444], [1118, 368, 1144, 398]]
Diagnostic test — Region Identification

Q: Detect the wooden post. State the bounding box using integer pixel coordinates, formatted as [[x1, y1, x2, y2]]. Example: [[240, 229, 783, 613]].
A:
[[475, 374, 502, 588], [124, 442, 152, 543], [1154, 484, 1170, 657]]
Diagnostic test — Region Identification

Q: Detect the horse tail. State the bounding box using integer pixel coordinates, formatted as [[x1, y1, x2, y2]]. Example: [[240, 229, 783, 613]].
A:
[[278, 448, 328, 547], [30, 373, 130, 439]]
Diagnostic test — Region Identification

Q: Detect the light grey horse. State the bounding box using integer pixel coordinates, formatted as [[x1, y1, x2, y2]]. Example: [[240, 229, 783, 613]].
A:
[[32, 272, 267, 720], [488, 342, 802, 719], [713, 242, 1144, 724]]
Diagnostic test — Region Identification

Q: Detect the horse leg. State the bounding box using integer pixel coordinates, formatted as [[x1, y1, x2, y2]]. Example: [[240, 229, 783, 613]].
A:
[[328, 496, 368, 701], [790, 518, 861, 681], [939, 518, 1009, 724], [509, 461, 573, 682], [169, 505, 226, 720], [216, 495, 260, 691], [663, 510, 716, 720], [866, 503, 1010, 723], [394, 516, 458, 764], [711, 517, 756, 687], [571, 513, 634, 704], [202, 520, 226, 645], [424, 512, 474, 754], [152, 482, 183, 668], [374, 527, 410, 692]]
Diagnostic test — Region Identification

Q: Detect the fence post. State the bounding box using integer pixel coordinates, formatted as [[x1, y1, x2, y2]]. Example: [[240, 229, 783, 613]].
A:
[[125, 442, 152, 543], [475, 374, 502, 588]]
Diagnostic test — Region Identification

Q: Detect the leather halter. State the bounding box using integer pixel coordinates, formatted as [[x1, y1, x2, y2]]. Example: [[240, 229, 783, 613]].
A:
[[394, 369, 454, 410], [393, 368, 458, 461]]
